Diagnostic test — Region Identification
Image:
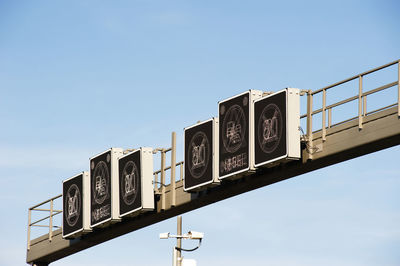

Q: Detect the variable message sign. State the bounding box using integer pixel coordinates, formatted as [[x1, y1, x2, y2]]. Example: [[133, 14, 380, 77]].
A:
[[219, 90, 262, 179], [184, 118, 219, 191], [119, 147, 154, 217], [90, 148, 123, 227], [62, 172, 91, 238], [254, 88, 300, 167]]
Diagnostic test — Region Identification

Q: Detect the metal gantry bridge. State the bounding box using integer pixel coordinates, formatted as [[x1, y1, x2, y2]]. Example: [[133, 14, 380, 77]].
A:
[[27, 60, 400, 265]]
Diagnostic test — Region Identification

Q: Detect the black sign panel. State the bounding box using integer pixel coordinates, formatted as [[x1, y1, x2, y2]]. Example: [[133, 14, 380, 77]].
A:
[[219, 92, 249, 178], [184, 119, 213, 190], [63, 174, 83, 237], [119, 150, 142, 216], [254, 90, 287, 166], [90, 151, 112, 226]]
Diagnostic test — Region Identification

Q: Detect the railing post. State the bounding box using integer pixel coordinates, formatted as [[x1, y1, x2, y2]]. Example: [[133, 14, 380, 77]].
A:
[[160, 150, 166, 210], [328, 108, 332, 128], [27, 209, 31, 250], [358, 75, 363, 129], [171, 132, 176, 207], [180, 163, 183, 181], [154, 173, 159, 194], [322, 89, 326, 141], [49, 200, 53, 242], [398, 60, 400, 117], [363, 95, 367, 116], [306, 90, 313, 159]]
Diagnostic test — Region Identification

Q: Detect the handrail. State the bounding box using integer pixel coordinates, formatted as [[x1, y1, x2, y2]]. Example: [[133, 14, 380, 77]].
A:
[[301, 80, 397, 118], [312, 60, 399, 95], [30, 211, 62, 226], [29, 194, 62, 210], [300, 59, 400, 151], [27, 194, 62, 250], [33, 208, 62, 212], [363, 81, 397, 97], [152, 132, 180, 209], [366, 103, 397, 116], [154, 161, 184, 175]]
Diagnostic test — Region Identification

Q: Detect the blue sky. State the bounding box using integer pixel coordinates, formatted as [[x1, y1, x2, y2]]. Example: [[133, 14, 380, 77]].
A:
[[0, 0, 399, 265]]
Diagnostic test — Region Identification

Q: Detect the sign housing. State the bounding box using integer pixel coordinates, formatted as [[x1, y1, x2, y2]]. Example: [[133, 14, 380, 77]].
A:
[[62, 171, 91, 238], [184, 118, 219, 191], [218, 90, 262, 180], [254, 88, 300, 167], [119, 147, 155, 218], [90, 148, 123, 228]]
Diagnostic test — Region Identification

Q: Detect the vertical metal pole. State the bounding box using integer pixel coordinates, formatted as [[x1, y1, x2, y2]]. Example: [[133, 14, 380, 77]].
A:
[[154, 173, 159, 193], [177, 216, 182, 266], [328, 108, 332, 128], [363, 95, 367, 116], [172, 247, 178, 266], [306, 90, 313, 159], [180, 163, 183, 181], [358, 75, 363, 129], [27, 209, 31, 250], [161, 151, 166, 210], [171, 132, 176, 207], [49, 200, 53, 242], [322, 89, 326, 141], [398, 61, 400, 116]]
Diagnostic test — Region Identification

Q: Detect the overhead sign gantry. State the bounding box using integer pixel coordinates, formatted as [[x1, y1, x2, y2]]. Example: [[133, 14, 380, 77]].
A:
[[26, 59, 400, 266]]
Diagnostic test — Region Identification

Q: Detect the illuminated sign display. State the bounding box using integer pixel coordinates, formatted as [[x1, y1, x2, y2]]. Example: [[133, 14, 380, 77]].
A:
[[219, 90, 262, 179], [90, 148, 123, 227], [62, 172, 91, 238], [254, 88, 300, 167], [119, 147, 154, 217], [184, 118, 219, 191]]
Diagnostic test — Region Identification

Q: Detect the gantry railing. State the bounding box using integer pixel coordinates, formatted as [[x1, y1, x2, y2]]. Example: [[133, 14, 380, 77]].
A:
[[27, 59, 400, 252], [152, 131, 184, 209], [300, 59, 400, 157], [27, 194, 62, 250]]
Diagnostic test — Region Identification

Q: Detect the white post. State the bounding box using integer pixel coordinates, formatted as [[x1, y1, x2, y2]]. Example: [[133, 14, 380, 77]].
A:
[[177, 216, 182, 266], [398, 61, 400, 116], [161, 150, 166, 210], [358, 75, 363, 129], [171, 132, 177, 207], [49, 200, 53, 241], [173, 247, 178, 266]]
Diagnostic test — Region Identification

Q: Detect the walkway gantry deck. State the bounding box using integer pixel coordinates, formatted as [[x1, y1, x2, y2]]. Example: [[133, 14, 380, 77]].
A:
[[27, 60, 400, 266]]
